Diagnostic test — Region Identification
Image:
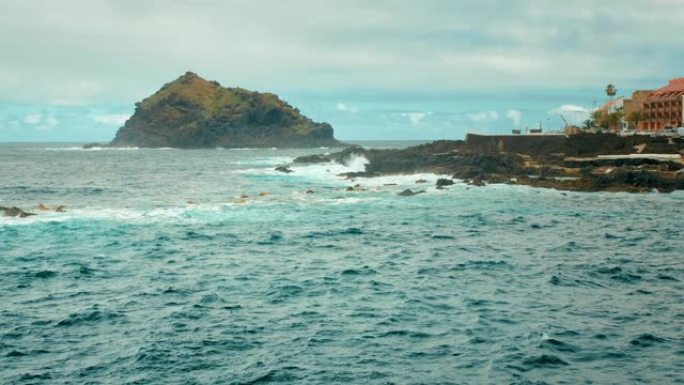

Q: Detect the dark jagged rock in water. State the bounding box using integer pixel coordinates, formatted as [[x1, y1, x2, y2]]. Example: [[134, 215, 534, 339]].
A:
[[275, 166, 293, 174], [1, 206, 36, 218], [82, 142, 103, 149], [436, 178, 455, 188], [398, 189, 425, 196], [292, 153, 330, 164], [110, 72, 344, 148], [346, 184, 365, 192]]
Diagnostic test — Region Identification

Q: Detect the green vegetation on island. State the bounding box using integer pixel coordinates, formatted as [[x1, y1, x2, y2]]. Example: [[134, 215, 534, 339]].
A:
[[110, 72, 343, 148]]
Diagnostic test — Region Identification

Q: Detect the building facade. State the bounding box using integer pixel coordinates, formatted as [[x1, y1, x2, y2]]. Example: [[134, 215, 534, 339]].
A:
[[623, 90, 652, 130], [637, 78, 684, 131]]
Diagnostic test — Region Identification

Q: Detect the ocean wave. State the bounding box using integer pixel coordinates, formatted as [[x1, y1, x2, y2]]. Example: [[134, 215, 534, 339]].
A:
[[239, 157, 452, 190], [232, 156, 294, 166], [0, 197, 385, 226], [56, 308, 127, 327]]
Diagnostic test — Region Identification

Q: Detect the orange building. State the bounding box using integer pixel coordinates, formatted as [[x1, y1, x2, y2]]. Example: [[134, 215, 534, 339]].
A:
[[638, 78, 684, 131], [623, 90, 651, 130]]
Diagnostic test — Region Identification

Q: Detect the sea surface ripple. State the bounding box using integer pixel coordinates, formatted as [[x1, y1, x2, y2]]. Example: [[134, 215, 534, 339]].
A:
[[1, 143, 683, 385]]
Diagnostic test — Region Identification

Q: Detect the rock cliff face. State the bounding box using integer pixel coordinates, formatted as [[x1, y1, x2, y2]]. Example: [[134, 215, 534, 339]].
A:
[[110, 72, 343, 148]]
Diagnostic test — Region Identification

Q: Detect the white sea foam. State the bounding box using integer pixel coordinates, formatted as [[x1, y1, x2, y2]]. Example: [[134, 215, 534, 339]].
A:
[[233, 156, 294, 166], [238, 153, 368, 180], [44, 146, 142, 151], [236, 153, 460, 191], [0, 195, 385, 226], [43, 146, 184, 151]]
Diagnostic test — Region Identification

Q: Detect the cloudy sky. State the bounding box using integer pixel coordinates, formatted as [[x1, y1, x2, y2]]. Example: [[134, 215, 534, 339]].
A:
[[1, 0, 682, 141]]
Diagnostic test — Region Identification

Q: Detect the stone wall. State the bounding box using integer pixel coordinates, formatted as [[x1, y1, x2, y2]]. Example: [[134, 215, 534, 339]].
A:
[[465, 133, 684, 157]]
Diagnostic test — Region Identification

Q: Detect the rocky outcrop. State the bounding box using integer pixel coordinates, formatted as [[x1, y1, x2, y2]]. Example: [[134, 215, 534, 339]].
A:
[[293, 136, 684, 193], [110, 72, 344, 148]]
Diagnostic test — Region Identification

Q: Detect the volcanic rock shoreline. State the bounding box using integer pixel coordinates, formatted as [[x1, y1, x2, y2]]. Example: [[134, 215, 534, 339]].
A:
[[292, 134, 684, 193]]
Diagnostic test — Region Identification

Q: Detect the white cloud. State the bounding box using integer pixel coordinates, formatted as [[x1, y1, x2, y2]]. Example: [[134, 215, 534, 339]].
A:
[[336, 102, 357, 113], [92, 113, 130, 125], [548, 104, 589, 115], [548, 104, 591, 125], [401, 112, 426, 125], [506, 109, 522, 126], [467, 111, 499, 123], [23, 113, 59, 130], [2, 0, 681, 104], [23, 114, 42, 124], [43, 115, 59, 127], [24, 113, 59, 126]]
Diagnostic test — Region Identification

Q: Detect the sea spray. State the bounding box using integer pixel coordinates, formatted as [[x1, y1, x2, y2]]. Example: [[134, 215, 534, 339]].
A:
[[341, 153, 370, 173]]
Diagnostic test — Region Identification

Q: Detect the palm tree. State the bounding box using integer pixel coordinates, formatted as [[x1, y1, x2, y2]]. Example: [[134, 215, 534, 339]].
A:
[[605, 84, 617, 112], [581, 119, 595, 131]]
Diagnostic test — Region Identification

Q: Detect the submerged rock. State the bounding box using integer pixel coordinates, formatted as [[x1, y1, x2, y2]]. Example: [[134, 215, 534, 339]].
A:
[[346, 184, 365, 192], [398, 189, 425, 196], [110, 72, 344, 149]]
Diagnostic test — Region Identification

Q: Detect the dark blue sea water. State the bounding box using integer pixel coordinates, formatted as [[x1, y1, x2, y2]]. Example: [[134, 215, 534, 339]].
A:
[[1, 142, 683, 385]]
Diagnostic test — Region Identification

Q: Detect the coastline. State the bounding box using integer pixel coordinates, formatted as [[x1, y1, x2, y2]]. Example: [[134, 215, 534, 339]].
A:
[[290, 134, 684, 193]]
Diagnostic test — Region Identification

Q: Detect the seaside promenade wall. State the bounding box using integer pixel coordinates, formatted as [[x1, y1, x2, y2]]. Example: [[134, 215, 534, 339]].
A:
[[465, 134, 567, 155], [465, 133, 683, 157]]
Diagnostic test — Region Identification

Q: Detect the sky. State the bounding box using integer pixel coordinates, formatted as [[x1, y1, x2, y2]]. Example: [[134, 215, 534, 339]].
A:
[[1, 0, 682, 141]]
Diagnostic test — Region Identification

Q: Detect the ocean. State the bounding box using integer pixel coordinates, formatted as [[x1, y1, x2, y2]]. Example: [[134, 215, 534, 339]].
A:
[[1, 142, 682, 385]]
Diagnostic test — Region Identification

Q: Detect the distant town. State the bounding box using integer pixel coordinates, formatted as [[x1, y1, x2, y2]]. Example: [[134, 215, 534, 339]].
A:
[[514, 77, 684, 137]]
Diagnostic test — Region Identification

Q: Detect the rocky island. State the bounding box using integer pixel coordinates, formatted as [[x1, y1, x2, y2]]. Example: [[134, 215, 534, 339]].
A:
[[109, 72, 343, 148], [292, 134, 684, 193]]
